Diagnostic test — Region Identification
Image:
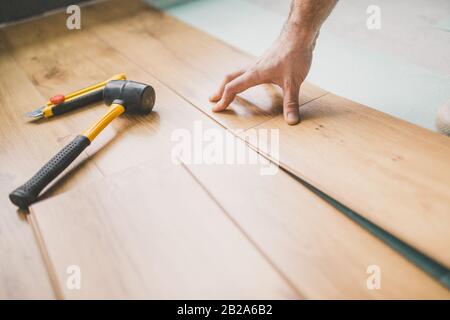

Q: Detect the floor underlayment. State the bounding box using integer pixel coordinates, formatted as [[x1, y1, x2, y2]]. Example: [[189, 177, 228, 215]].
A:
[[146, 0, 450, 132]]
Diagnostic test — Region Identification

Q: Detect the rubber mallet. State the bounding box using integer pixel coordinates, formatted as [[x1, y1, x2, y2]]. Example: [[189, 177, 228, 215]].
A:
[[9, 80, 156, 209]]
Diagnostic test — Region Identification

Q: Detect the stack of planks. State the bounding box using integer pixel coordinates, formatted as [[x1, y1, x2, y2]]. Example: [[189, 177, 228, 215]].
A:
[[0, 0, 448, 299]]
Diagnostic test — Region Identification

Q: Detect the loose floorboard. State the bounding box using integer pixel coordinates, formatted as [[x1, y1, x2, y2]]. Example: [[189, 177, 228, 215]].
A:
[[249, 95, 450, 268], [185, 159, 450, 298]]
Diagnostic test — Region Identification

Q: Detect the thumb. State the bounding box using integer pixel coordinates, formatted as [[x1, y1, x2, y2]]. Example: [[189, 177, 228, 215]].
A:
[[283, 82, 300, 125]]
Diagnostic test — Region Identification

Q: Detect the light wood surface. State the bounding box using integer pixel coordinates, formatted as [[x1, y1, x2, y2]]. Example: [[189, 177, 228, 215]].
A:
[[82, 0, 326, 130], [2, 11, 300, 299], [185, 155, 450, 298], [249, 94, 450, 268], [32, 153, 450, 299], [0, 35, 100, 299], [31, 163, 297, 299], [0, 0, 448, 299], [82, 0, 450, 268]]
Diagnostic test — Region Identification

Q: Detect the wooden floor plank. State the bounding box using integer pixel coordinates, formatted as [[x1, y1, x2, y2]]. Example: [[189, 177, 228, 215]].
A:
[[0, 34, 81, 299], [248, 94, 450, 268], [184, 151, 450, 298], [81, 0, 450, 268], [31, 162, 297, 299], [3, 12, 298, 299], [3, 16, 213, 177], [81, 0, 326, 131], [3, 7, 449, 298]]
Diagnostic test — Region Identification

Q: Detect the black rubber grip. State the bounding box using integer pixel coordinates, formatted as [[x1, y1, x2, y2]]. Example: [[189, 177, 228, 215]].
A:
[[9, 135, 91, 209], [52, 89, 104, 116]]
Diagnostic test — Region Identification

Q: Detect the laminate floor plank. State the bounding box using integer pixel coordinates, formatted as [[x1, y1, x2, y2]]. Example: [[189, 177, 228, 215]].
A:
[[248, 94, 450, 268], [82, 0, 450, 268], [3, 12, 299, 299], [82, 0, 327, 131], [184, 155, 450, 298], [3, 7, 448, 298], [0, 34, 103, 299], [31, 162, 297, 299]]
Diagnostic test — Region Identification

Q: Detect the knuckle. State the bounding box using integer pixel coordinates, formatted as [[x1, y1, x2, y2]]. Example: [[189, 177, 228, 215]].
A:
[[247, 65, 257, 74], [284, 101, 298, 109], [224, 70, 241, 82], [224, 83, 235, 93], [248, 67, 260, 78], [224, 74, 233, 82]]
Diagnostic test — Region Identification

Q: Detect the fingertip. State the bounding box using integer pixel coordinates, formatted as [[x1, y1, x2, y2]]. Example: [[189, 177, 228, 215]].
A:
[[212, 102, 224, 112], [209, 93, 220, 102], [286, 111, 300, 125]]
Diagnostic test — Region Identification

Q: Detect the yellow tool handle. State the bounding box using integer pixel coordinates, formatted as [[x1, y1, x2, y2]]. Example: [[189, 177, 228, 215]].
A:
[[10, 102, 125, 208], [46, 73, 126, 107], [82, 103, 125, 142], [26, 74, 127, 120]]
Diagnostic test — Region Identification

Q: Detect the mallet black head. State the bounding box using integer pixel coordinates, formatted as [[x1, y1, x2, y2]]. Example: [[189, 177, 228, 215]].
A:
[[104, 80, 156, 114]]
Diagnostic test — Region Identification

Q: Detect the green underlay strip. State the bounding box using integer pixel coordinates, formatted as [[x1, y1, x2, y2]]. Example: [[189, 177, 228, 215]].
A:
[[282, 167, 450, 290]]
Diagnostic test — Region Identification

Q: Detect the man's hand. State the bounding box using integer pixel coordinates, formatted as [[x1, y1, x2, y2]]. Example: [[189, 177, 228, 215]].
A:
[[209, 0, 337, 125], [210, 26, 315, 125]]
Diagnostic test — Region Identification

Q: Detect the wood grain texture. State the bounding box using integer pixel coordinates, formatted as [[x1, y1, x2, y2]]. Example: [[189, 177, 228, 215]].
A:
[[7, 9, 448, 298], [31, 163, 297, 299], [248, 94, 450, 268], [0, 34, 93, 299], [82, 0, 326, 130], [32, 155, 450, 299], [2, 0, 448, 299], [3, 12, 298, 299], [82, 0, 450, 268], [184, 149, 450, 298], [3, 12, 227, 177]]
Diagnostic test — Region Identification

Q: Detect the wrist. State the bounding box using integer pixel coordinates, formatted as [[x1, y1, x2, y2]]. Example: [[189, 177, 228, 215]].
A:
[[282, 21, 319, 50]]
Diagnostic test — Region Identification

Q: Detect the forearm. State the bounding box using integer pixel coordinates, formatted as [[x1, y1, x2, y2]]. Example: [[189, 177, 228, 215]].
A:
[[284, 0, 337, 46]]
